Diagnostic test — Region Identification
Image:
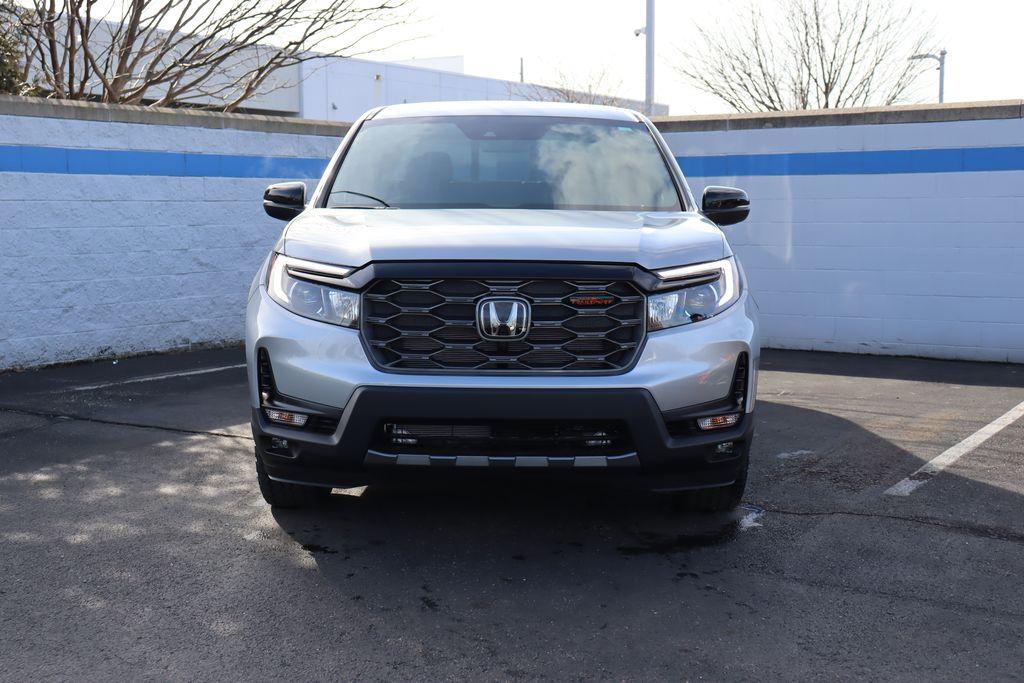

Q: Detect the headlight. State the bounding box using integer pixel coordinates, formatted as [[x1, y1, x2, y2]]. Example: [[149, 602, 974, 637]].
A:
[[266, 253, 359, 328], [647, 257, 740, 331]]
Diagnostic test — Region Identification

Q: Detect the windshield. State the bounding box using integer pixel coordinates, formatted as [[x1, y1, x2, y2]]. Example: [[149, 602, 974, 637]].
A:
[[326, 115, 682, 211]]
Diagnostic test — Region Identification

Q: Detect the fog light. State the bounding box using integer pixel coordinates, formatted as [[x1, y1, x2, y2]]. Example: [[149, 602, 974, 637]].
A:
[[716, 441, 735, 454], [265, 408, 308, 427], [696, 413, 741, 431], [270, 437, 289, 450]]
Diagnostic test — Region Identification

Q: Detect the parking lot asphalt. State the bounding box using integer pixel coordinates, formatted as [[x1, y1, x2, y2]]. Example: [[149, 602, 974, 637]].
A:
[[1, 348, 1023, 681]]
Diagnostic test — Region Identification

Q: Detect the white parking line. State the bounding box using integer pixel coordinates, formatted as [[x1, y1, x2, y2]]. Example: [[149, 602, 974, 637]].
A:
[[885, 398, 1024, 497], [69, 364, 246, 392]]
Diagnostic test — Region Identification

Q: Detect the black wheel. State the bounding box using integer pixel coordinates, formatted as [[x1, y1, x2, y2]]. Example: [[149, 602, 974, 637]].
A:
[[670, 457, 748, 513], [255, 454, 332, 509]]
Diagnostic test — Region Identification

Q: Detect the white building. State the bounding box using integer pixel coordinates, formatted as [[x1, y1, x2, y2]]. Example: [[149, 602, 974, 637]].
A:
[[244, 56, 668, 121], [21, 15, 668, 120]]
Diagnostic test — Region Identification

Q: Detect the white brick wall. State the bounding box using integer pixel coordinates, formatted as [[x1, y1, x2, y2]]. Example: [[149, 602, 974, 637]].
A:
[[0, 110, 341, 369], [663, 116, 1024, 363], [1, 100, 1022, 369]]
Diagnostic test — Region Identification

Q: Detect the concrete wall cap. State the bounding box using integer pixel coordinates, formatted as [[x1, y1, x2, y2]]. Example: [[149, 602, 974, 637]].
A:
[[651, 100, 1024, 132], [4, 95, 1021, 136], [0, 94, 352, 136]]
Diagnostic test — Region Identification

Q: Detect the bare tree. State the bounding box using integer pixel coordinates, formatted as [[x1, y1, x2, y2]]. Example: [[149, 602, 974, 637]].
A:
[[0, 1, 32, 94], [0, 25, 22, 94], [673, 0, 935, 112], [9, 0, 410, 111], [513, 68, 627, 107]]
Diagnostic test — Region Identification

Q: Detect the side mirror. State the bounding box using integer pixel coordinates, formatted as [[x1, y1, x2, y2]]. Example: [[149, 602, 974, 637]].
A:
[[701, 186, 750, 226], [263, 182, 306, 221]]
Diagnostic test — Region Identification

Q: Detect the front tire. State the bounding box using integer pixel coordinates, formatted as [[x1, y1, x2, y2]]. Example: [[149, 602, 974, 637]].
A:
[[255, 454, 332, 508]]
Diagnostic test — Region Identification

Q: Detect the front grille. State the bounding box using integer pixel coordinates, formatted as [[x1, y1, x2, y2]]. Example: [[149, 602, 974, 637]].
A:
[[361, 278, 646, 373], [374, 420, 633, 456]]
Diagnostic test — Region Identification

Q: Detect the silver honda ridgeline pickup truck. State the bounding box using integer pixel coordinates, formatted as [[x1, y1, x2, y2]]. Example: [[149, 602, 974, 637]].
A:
[[247, 101, 758, 511]]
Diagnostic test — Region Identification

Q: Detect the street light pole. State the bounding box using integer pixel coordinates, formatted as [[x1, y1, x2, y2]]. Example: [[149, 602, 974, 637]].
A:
[[635, 0, 655, 115], [910, 48, 947, 103], [938, 48, 946, 103], [645, 0, 655, 115]]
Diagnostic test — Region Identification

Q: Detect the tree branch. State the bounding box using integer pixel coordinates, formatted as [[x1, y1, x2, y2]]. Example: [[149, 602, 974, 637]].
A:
[[671, 0, 935, 112], [13, 0, 412, 110]]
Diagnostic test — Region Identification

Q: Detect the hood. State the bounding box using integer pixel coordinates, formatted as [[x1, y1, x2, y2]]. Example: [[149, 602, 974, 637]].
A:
[[281, 209, 728, 271]]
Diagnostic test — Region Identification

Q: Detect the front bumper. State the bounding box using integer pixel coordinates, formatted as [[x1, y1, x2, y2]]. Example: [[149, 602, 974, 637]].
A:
[[253, 386, 754, 492], [247, 272, 759, 491]]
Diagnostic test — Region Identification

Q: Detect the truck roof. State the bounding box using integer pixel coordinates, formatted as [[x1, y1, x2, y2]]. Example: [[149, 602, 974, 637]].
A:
[[372, 100, 642, 121]]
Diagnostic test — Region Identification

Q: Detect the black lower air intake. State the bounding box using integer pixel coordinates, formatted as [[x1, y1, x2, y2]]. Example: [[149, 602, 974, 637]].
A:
[[732, 352, 749, 410], [257, 348, 276, 403]]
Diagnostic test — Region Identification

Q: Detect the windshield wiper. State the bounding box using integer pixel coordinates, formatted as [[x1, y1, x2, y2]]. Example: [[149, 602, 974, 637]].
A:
[[329, 189, 391, 208]]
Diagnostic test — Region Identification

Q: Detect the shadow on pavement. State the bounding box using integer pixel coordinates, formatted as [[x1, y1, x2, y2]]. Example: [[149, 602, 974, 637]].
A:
[[762, 348, 1024, 388], [2, 387, 1023, 678]]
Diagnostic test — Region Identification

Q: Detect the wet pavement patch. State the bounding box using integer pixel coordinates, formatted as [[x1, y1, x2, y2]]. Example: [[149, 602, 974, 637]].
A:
[[617, 519, 741, 555]]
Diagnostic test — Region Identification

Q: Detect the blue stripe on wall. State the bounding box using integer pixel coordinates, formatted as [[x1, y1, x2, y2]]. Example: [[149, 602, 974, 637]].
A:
[[2, 143, 1023, 179], [0, 144, 328, 178], [676, 145, 1024, 176]]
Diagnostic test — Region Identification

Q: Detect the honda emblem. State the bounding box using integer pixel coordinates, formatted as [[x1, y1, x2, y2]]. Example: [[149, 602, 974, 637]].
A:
[[476, 297, 531, 340]]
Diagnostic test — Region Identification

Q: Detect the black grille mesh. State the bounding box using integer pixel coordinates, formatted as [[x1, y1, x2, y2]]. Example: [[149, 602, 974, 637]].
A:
[[361, 279, 645, 373]]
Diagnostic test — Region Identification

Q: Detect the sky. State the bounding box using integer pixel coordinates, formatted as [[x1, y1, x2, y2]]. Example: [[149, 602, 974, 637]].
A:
[[363, 0, 1024, 115]]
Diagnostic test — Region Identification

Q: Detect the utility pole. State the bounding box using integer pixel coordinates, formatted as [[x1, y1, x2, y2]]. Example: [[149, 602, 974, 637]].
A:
[[520, 57, 524, 83], [635, 0, 655, 115], [910, 48, 947, 103]]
